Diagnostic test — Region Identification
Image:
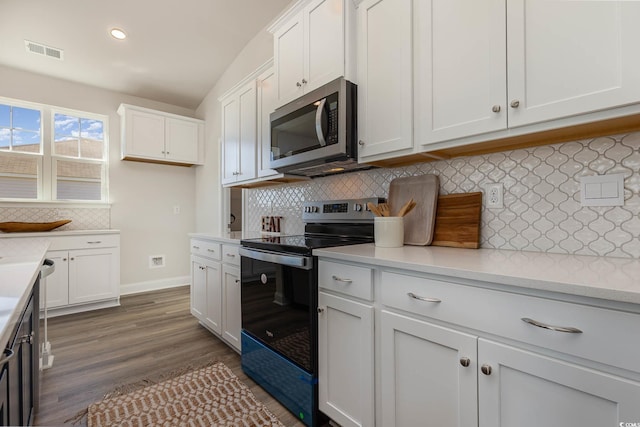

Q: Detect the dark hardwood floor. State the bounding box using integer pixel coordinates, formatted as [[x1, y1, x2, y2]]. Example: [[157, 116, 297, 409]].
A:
[[35, 286, 305, 426]]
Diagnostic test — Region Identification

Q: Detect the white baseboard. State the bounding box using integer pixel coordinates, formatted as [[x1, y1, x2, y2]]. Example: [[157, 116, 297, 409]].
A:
[[120, 276, 190, 296]]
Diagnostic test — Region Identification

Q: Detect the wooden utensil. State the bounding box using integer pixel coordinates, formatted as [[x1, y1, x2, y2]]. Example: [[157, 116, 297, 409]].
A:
[[378, 203, 391, 217], [367, 202, 383, 217], [397, 198, 416, 217], [431, 192, 482, 249]]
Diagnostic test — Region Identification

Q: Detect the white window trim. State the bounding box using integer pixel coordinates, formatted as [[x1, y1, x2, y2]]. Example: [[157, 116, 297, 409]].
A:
[[0, 96, 109, 203]]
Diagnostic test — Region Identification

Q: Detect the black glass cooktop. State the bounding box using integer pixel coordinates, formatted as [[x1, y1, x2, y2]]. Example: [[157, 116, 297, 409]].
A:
[[241, 220, 375, 255]]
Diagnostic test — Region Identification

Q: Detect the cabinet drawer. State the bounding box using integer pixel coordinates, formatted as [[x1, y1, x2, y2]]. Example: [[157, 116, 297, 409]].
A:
[[222, 244, 240, 266], [381, 271, 640, 374], [319, 260, 373, 301], [47, 234, 119, 250], [190, 239, 221, 260]]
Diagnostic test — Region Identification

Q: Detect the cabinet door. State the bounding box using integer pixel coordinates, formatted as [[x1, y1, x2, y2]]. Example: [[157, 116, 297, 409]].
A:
[[380, 310, 477, 427], [357, 0, 413, 159], [257, 67, 279, 178], [68, 248, 118, 305], [274, 11, 305, 105], [221, 96, 240, 185], [304, 0, 344, 92], [222, 264, 241, 351], [190, 257, 207, 321], [125, 109, 165, 160], [204, 260, 222, 335], [415, 0, 506, 146], [40, 250, 69, 309], [165, 118, 199, 164], [478, 339, 640, 427], [318, 292, 374, 427], [507, 1, 640, 127], [237, 81, 257, 182]]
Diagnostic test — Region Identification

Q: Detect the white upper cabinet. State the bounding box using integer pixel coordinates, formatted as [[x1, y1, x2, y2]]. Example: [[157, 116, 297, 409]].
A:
[[271, 0, 353, 107], [356, 0, 413, 160], [256, 66, 280, 178], [414, 0, 507, 145], [507, 0, 640, 127], [415, 0, 640, 150], [118, 104, 203, 166], [220, 81, 257, 185]]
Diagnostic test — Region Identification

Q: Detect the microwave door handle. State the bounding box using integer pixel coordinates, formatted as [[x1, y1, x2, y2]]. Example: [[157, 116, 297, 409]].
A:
[[315, 98, 327, 147]]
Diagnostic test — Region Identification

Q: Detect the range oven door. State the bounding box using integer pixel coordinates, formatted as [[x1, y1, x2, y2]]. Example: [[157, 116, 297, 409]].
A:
[[239, 247, 316, 373]]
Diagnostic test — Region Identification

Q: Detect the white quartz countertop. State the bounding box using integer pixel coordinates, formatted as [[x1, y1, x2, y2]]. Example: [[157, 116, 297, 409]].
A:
[[0, 238, 49, 352], [0, 229, 120, 238], [314, 244, 640, 305]]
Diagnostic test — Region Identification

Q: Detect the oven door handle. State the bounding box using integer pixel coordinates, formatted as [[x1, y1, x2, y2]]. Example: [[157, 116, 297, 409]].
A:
[[239, 247, 313, 270]]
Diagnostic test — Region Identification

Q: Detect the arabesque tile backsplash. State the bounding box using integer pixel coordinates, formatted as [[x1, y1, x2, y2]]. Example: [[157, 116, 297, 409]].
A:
[[0, 206, 110, 231], [246, 132, 640, 259]]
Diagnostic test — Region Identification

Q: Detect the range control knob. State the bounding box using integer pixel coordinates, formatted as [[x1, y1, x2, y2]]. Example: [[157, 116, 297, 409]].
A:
[[354, 203, 363, 212], [312, 206, 319, 213]]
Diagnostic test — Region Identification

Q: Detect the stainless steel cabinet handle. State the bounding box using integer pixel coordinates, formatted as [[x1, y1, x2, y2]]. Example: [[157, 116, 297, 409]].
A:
[[192, 246, 200, 250], [296, 81, 302, 87], [407, 292, 441, 303], [70, 257, 75, 261], [0, 348, 15, 365], [302, 78, 308, 84], [86, 241, 102, 244], [161, 150, 166, 154], [358, 140, 365, 146], [166, 151, 170, 155], [460, 357, 471, 367], [235, 279, 240, 284], [226, 253, 235, 257], [521, 317, 583, 334], [63, 258, 67, 262], [481, 364, 492, 375], [492, 105, 501, 113], [510, 100, 520, 108], [207, 249, 215, 253], [332, 275, 353, 284], [317, 307, 325, 314]]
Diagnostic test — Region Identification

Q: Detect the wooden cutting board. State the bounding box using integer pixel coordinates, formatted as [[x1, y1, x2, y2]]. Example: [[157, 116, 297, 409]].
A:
[[388, 174, 439, 245], [431, 192, 482, 249]]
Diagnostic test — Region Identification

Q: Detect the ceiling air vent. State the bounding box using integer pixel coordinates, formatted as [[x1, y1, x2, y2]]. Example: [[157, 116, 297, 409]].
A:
[[24, 40, 64, 61]]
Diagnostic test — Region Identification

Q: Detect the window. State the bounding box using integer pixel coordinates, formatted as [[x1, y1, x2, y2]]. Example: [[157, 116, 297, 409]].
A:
[[0, 98, 108, 202], [53, 112, 106, 201], [0, 103, 42, 199]]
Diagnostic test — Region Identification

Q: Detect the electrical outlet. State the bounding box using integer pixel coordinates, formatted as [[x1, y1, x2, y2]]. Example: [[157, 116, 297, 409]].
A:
[[149, 255, 165, 269], [173, 205, 180, 215], [485, 183, 504, 209]]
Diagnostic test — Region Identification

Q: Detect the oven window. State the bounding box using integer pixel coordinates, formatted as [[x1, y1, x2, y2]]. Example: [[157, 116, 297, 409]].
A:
[[241, 257, 314, 372], [270, 92, 339, 161]]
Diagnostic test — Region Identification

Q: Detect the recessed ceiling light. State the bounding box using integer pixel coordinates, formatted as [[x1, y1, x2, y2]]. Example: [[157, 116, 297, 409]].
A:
[[110, 28, 127, 40]]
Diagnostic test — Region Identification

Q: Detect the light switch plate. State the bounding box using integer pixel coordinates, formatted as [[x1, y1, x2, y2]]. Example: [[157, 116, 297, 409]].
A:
[[580, 174, 624, 207]]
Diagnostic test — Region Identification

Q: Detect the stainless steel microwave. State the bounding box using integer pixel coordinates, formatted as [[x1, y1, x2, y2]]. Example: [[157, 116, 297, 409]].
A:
[[270, 78, 373, 177]]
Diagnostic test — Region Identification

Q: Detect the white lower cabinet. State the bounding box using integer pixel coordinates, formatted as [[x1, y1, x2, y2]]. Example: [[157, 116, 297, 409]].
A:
[[190, 238, 241, 352], [38, 232, 120, 315], [318, 292, 374, 427], [191, 255, 222, 334], [317, 255, 640, 427], [222, 264, 241, 351], [478, 339, 640, 427], [318, 260, 375, 427], [380, 310, 477, 427]]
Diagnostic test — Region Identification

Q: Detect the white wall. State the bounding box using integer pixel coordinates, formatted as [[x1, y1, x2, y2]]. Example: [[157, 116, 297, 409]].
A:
[[194, 26, 275, 233], [0, 64, 197, 290]]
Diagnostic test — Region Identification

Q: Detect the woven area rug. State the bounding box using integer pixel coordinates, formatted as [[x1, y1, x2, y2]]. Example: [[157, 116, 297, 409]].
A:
[[87, 362, 285, 427]]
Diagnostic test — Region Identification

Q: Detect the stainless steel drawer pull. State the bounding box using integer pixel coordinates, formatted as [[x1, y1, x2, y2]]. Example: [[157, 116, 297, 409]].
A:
[[207, 249, 215, 252], [192, 246, 200, 250], [87, 241, 102, 244], [521, 317, 582, 334], [226, 253, 236, 257], [407, 292, 441, 303], [332, 275, 353, 284]]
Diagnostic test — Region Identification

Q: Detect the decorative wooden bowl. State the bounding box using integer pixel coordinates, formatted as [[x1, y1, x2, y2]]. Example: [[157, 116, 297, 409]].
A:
[[0, 220, 72, 233]]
